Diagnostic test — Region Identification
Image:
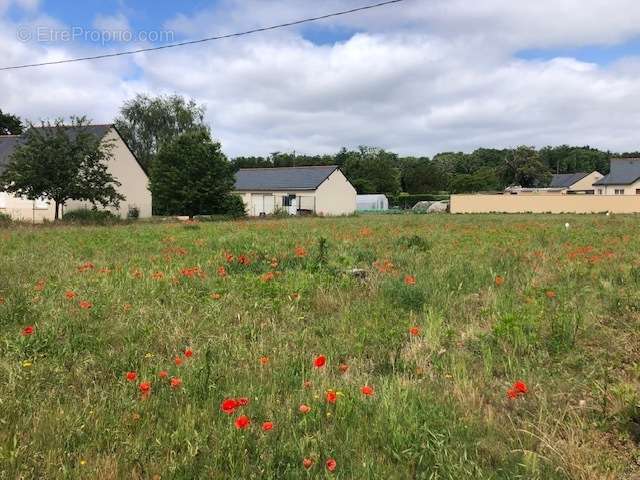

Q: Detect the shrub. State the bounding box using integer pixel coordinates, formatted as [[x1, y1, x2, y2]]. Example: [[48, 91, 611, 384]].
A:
[[127, 206, 140, 219], [222, 194, 247, 218], [390, 193, 450, 209], [62, 209, 120, 224], [0, 212, 12, 226]]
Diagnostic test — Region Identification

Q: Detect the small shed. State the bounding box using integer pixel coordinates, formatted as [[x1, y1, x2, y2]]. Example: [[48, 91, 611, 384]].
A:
[[356, 194, 389, 211], [234, 165, 357, 217]]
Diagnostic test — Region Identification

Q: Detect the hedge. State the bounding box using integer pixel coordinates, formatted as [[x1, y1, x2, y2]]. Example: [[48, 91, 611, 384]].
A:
[[389, 193, 450, 209]]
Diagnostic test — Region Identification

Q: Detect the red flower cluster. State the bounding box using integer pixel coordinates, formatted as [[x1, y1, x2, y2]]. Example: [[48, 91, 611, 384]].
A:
[[77, 262, 95, 273], [65, 290, 77, 300], [404, 275, 416, 286], [507, 380, 529, 399], [373, 260, 395, 273], [314, 355, 326, 368], [78, 300, 93, 310], [180, 266, 205, 278], [295, 246, 307, 258], [220, 397, 250, 415], [21, 325, 35, 336]]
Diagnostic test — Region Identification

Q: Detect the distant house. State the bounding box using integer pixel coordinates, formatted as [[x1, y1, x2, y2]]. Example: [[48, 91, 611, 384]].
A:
[[594, 158, 640, 195], [234, 165, 357, 216], [506, 171, 603, 195], [357, 194, 389, 211], [0, 125, 151, 221]]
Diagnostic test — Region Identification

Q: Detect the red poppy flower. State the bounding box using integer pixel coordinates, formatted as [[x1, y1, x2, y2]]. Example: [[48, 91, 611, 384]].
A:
[[404, 275, 416, 286], [326, 458, 337, 472], [174, 356, 183, 366], [234, 415, 250, 430], [313, 355, 326, 368], [65, 290, 77, 300], [225, 252, 234, 263], [217, 266, 227, 278], [507, 388, 518, 399], [409, 326, 421, 337], [260, 356, 269, 366], [545, 290, 556, 299], [221, 399, 239, 415], [210, 293, 222, 300], [184, 348, 193, 358], [139, 382, 151, 397], [361, 385, 374, 396], [261, 272, 275, 283], [126, 371, 137, 382], [237, 397, 249, 407], [495, 275, 505, 286], [238, 255, 251, 265], [514, 380, 528, 394], [303, 458, 314, 469], [299, 404, 311, 414], [262, 421, 273, 431], [152, 271, 165, 280], [170, 377, 182, 390], [21, 325, 35, 336], [295, 246, 307, 258], [77, 262, 95, 273], [158, 370, 169, 379], [338, 364, 349, 374], [78, 300, 93, 310], [326, 390, 337, 404]]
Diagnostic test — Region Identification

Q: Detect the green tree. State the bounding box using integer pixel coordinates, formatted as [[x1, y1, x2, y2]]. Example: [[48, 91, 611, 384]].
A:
[[150, 130, 239, 218], [0, 117, 124, 220], [342, 147, 401, 194], [502, 146, 552, 188], [0, 109, 23, 135], [115, 94, 209, 172]]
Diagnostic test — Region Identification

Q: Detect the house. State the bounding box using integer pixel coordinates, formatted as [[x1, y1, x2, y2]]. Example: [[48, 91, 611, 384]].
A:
[[234, 165, 357, 216], [0, 124, 152, 221], [357, 194, 389, 211], [594, 158, 640, 195], [505, 171, 603, 195]]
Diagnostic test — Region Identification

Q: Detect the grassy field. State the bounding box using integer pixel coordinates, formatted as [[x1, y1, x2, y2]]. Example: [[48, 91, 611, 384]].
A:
[[1, 214, 639, 479]]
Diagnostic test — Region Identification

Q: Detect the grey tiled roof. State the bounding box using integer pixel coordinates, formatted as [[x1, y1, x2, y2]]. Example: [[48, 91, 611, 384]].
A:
[[549, 172, 589, 188], [235, 165, 339, 191], [0, 136, 25, 174], [594, 159, 640, 186]]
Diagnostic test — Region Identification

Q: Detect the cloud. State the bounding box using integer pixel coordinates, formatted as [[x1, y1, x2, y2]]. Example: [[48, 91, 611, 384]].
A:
[[2, 1, 640, 158], [93, 13, 131, 34]]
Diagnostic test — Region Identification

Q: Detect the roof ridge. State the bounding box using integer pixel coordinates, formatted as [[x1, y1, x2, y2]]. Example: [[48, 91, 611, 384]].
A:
[[238, 165, 337, 171]]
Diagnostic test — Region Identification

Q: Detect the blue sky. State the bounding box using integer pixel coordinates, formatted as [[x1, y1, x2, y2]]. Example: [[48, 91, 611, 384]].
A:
[[3, 0, 640, 157]]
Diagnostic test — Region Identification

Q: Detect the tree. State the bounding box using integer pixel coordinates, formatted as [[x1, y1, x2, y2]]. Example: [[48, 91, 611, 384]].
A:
[[501, 146, 552, 188], [114, 94, 209, 172], [0, 109, 23, 135], [342, 147, 402, 194], [150, 130, 238, 218], [0, 117, 124, 220]]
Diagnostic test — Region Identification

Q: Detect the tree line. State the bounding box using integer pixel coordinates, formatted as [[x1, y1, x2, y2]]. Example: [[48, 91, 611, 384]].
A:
[[1, 93, 636, 219]]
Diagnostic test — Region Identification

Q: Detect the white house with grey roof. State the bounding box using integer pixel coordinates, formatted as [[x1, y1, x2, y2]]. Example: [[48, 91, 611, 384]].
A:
[[234, 165, 357, 216], [0, 124, 152, 221], [594, 158, 640, 195]]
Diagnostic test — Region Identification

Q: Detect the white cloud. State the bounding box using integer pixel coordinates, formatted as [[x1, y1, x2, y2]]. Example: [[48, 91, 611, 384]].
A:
[[93, 13, 130, 33], [2, 1, 640, 157]]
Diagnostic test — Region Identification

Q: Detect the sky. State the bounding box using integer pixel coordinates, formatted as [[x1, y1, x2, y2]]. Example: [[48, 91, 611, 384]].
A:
[[1, 0, 640, 157]]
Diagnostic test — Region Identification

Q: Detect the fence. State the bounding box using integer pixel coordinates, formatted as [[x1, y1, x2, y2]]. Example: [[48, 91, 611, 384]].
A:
[[450, 194, 640, 214]]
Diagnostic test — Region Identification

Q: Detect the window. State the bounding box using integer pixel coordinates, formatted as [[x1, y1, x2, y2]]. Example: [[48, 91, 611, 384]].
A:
[[282, 194, 296, 207], [0, 192, 7, 209], [614, 189, 625, 195], [636, 189, 640, 195], [597, 189, 603, 195]]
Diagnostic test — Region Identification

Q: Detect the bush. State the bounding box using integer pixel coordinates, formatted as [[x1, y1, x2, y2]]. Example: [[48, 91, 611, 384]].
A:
[[0, 212, 12, 226], [127, 206, 140, 219], [390, 193, 450, 209], [62, 209, 120, 224], [222, 194, 247, 218]]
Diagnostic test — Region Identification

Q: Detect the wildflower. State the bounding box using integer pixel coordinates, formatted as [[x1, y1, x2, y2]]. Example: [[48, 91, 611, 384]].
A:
[[144, 353, 154, 359], [338, 364, 349, 374], [262, 421, 274, 431], [181, 267, 204, 278], [507, 388, 518, 399], [80, 460, 87, 466], [326, 458, 337, 472], [34, 280, 46, 291], [131, 269, 143, 279], [22, 360, 32, 368], [303, 380, 312, 389], [225, 252, 234, 263], [0, 296, 4, 304], [174, 356, 183, 366], [409, 326, 421, 337], [303, 458, 314, 469], [290, 292, 300, 301], [270, 258, 279, 268], [21, 325, 35, 336], [158, 370, 169, 379], [123, 303, 132, 312], [295, 246, 307, 257], [65, 290, 77, 300], [361, 385, 375, 396], [299, 404, 311, 414], [237, 397, 249, 407], [514, 380, 528, 394], [314, 355, 326, 368], [211, 293, 222, 300], [77, 262, 95, 273], [170, 377, 182, 390], [238, 255, 251, 265], [184, 348, 193, 358], [326, 390, 337, 404], [234, 415, 251, 430], [221, 399, 239, 415], [495, 275, 505, 286], [126, 371, 138, 382], [260, 356, 269, 366], [152, 271, 165, 280], [139, 382, 151, 397], [404, 275, 416, 286], [545, 290, 556, 299], [78, 300, 93, 310], [217, 266, 227, 278], [261, 272, 275, 283]]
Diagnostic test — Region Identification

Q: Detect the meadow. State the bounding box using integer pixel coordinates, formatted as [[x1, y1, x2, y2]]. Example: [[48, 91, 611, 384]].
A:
[[0, 214, 639, 479]]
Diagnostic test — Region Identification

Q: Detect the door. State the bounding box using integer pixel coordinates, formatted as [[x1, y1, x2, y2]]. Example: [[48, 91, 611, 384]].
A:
[[251, 194, 274, 216]]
